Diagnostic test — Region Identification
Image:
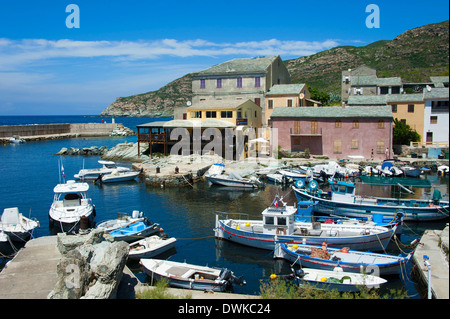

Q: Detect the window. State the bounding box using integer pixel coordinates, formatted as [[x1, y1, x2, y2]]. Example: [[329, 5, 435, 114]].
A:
[[376, 141, 384, 154], [216, 78, 222, 88], [431, 100, 449, 112], [265, 216, 274, 225], [255, 77, 261, 88], [206, 111, 216, 118], [391, 86, 400, 94], [221, 111, 233, 118], [351, 139, 359, 149], [191, 111, 202, 118], [378, 120, 385, 128], [380, 87, 389, 94], [352, 120, 359, 128], [391, 104, 397, 113], [237, 77, 242, 88], [268, 100, 273, 109], [294, 121, 300, 134], [408, 104, 414, 113], [335, 120, 342, 128], [311, 121, 318, 134], [200, 79, 205, 89], [334, 140, 342, 153], [254, 98, 260, 106], [430, 116, 438, 124], [287, 99, 293, 107], [277, 217, 287, 226]]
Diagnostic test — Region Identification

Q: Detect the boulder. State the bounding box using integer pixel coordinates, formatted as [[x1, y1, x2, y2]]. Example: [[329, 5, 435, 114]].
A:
[[48, 230, 129, 299]]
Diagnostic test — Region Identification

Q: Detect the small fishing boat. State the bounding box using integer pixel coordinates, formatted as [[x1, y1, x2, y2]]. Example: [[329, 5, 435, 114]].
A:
[[438, 165, 449, 176], [214, 198, 397, 251], [295, 199, 404, 235], [277, 169, 309, 181], [109, 218, 161, 242], [48, 180, 96, 233], [207, 172, 263, 188], [293, 179, 449, 221], [96, 211, 144, 232], [0, 207, 40, 242], [98, 169, 141, 183], [274, 242, 412, 276], [140, 259, 245, 292], [288, 267, 387, 292], [128, 235, 176, 260], [266, 173, 292, 184], [8, 135, 25, 144], [74, 160, 131, 180], [402, 166, 421, 178]]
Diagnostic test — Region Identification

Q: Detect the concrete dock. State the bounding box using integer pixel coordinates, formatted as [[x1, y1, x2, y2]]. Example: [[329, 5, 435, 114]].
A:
[[0, 236, 60, 299], [412, 225, 449, 299]]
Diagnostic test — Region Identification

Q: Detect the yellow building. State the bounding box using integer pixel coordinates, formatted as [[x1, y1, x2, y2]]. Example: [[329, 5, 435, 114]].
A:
[[386, 94, 425, 143], [186, 99, 263, 129]]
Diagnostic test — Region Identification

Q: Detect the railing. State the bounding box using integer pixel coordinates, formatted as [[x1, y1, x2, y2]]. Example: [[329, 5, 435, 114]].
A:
[[410, 141, 449, 148], [290, 127, 322, 136]]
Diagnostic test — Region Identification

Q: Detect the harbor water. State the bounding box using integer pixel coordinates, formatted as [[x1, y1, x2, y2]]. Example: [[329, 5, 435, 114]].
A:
[[1, 116, 448, 298]]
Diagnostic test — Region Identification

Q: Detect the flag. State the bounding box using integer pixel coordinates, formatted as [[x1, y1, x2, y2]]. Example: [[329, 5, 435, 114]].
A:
[[272, 198, 278, 208], [61, 163, 65, 179]]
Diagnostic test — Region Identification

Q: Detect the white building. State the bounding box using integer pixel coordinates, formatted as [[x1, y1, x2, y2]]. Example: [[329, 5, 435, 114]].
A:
[[423, 87, 449, 146]]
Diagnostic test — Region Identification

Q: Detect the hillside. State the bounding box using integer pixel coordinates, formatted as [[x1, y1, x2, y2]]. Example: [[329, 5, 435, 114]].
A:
[[286, 20, 449, 95], [100, 20, 449, 117]]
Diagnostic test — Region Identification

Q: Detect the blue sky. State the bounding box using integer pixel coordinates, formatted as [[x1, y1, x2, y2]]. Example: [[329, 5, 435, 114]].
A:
[[0, 0, 448, 115]]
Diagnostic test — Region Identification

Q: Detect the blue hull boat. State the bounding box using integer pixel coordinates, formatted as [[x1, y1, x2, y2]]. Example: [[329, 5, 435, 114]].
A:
[[292, 179, 449, 222], [274, 242, 412, 276], [109, 219, 160, 242]]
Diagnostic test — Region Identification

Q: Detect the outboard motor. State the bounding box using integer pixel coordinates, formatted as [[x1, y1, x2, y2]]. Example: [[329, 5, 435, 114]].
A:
[[294, 268, 305, 278]]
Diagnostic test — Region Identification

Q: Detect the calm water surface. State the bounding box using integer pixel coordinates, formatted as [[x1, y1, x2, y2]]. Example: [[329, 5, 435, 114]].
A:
[[1, 116, 448, 297]]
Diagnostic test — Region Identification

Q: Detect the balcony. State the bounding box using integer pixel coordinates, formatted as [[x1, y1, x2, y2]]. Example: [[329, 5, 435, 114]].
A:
[[290, 127, 322, 136], [236, 118, 248, 126]]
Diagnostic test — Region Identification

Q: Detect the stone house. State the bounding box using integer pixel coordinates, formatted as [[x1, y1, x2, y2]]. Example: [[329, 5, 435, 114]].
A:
[[190, 55, 290, 123], [270, 106, 393, 160]]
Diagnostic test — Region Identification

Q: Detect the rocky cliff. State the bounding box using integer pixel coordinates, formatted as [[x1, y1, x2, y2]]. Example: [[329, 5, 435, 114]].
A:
[[100, 20, 448, 117], [100, 74, 192, 117]]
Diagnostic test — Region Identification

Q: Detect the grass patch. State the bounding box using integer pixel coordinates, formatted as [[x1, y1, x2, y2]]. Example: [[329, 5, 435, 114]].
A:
[[136, 278, 192, 299]]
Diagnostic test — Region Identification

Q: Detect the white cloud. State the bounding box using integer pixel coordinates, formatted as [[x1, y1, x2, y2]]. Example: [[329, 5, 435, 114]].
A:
[[0, 37, 342, 70], [0, 37, 348, 114]]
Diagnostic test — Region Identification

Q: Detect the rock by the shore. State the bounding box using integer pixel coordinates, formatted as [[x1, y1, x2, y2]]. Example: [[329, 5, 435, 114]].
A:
[[55, 145, 109, 156], [48, 229, 129, 299]]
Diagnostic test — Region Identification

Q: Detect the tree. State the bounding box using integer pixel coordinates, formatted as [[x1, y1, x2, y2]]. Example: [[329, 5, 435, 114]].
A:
[[307, 85, 330, 106], [393, 118, 421, 145]]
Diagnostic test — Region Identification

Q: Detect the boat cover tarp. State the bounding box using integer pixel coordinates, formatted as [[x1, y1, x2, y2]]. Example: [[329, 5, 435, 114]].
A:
[[360, 176, 431, 188]]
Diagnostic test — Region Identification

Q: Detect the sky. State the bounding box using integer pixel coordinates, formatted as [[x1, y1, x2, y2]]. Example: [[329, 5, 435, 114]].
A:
[[0, 0, 448, 115]]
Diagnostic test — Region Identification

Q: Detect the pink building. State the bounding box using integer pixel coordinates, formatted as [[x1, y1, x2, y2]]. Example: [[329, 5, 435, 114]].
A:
[[270, 106, 393, 160]]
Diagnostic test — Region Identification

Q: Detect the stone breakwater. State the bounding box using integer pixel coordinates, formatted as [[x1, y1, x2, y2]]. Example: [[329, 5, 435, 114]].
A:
[[0, 123, 135, 143]]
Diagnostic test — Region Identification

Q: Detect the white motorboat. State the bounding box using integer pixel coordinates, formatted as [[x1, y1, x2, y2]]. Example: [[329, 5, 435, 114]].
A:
[[98, 169, 141, 183], [96, 211, 144, 232], [74, 160, 131, 180], [48, 180, 96, 233], [8, 135, 25, 144], [128, 235, 176, 259], [289, 267, 387, 292], [0, 207, 39, 242], [140, 259, 245, 292], [207, 172, 263, 188]]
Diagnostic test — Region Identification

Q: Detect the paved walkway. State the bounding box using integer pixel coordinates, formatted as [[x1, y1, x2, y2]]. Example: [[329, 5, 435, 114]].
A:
[[412, 226, 449, 299], [0, 236, 60, 299]]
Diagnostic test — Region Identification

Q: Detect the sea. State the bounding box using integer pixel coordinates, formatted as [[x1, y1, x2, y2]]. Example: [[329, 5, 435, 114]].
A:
[[0, 115, 448, 298]]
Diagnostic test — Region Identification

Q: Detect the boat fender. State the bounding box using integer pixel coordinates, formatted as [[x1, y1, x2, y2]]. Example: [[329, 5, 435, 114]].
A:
[[270, 274, 277, 280]]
